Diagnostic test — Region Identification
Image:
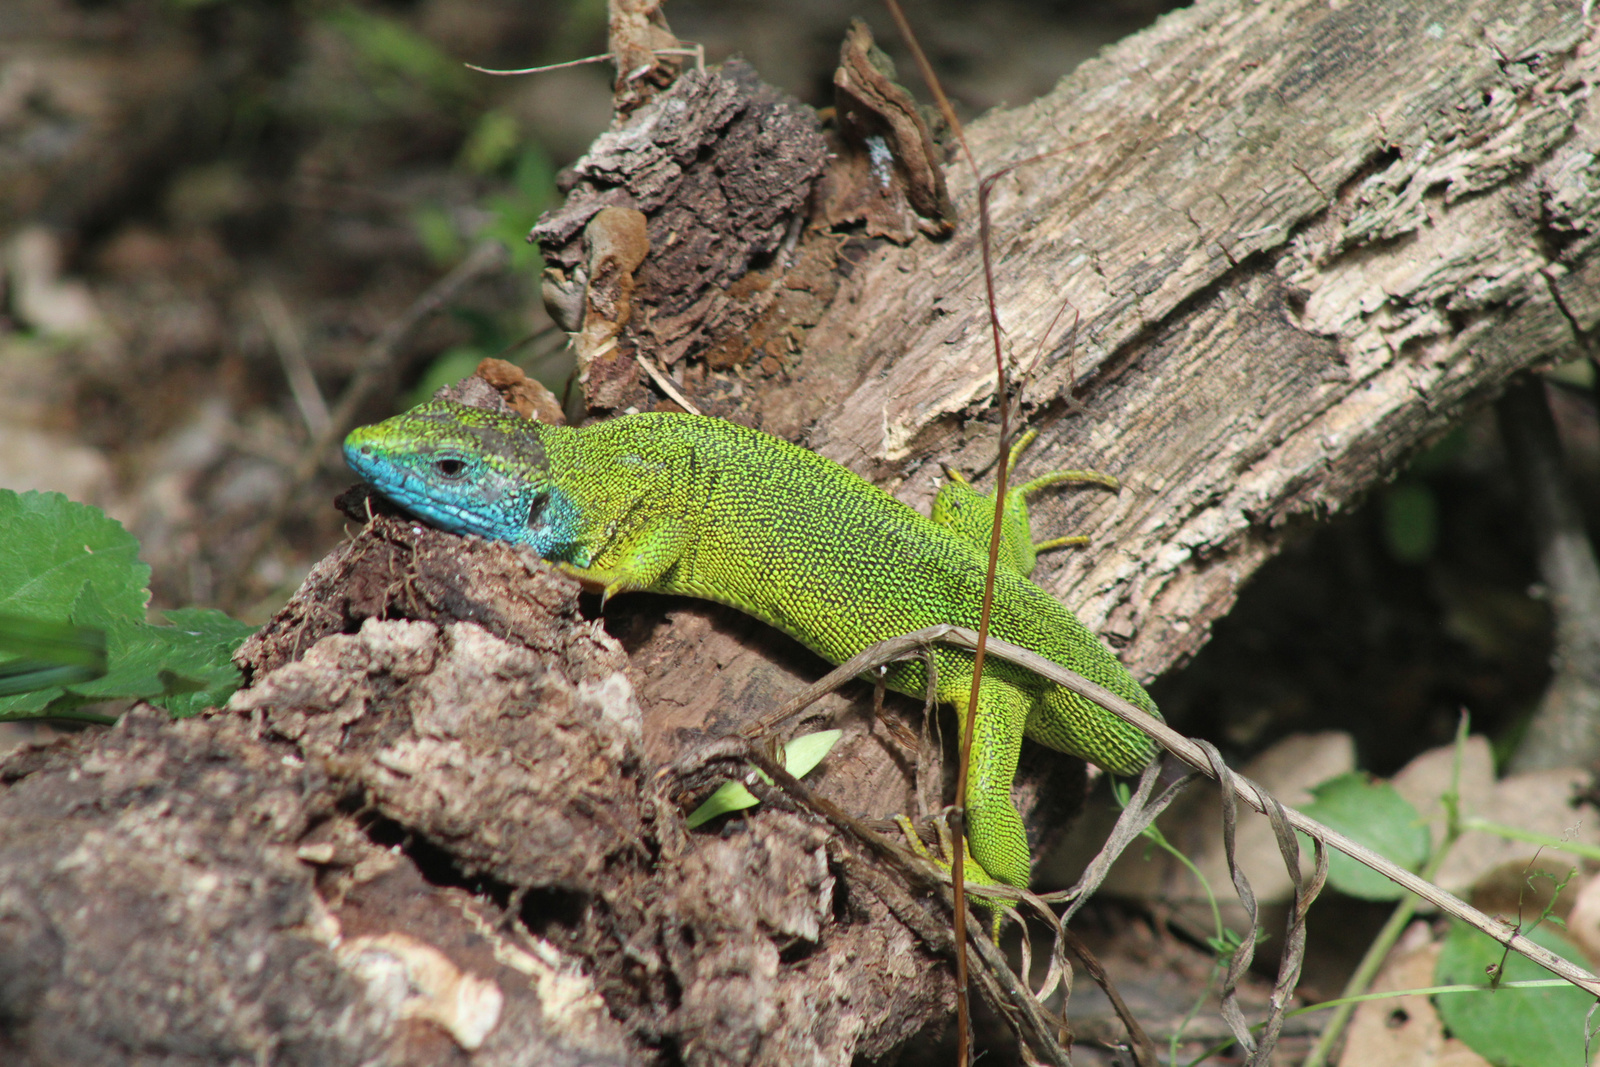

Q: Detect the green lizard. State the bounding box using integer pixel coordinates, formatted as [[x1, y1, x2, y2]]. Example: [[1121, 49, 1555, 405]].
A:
[[343, 398, 1159, 894]]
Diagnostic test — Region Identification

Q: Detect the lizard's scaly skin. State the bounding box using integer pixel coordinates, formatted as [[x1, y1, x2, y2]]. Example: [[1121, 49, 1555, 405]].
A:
[[344, 399, 1159, 890]]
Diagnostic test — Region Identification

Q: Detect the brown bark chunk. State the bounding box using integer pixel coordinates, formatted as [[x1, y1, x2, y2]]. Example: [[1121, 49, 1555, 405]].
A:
[[533, 61, 828, 382]]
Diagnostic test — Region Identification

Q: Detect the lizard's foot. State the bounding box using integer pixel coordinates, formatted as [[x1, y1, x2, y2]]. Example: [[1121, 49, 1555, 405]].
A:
[[932, 428, 1121, 576], [894, 815, 1012, 939], [552, 562, 637, 606]]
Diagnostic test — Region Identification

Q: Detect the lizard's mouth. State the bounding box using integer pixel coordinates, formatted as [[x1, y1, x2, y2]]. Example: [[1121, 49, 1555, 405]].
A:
[[340, 432, 513, 543], [340, 432, 388, 489]]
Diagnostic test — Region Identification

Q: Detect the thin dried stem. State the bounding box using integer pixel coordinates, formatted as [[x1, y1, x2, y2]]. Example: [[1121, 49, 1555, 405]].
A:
[[879, 5, 1013, 1061], [465, 46, 704, 78], [733, 623, 1600, 999]]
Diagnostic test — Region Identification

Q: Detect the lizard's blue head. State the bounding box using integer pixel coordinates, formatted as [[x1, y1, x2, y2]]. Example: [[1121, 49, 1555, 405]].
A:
[[343, 399, 576, 554]]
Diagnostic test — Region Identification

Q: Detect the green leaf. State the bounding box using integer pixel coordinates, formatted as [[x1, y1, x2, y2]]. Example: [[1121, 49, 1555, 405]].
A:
[[0, 490, 148, 622], [55, 590, 252, 718], [0, 489, 254, 720], [1297, 772, 1429, 900], [161, 607, 258, 647], [685, 780, 759, 828], [149, 608, 257, 717], [62, 581, 168, 702], [0, 615, 107, 696], [1435, 921, 1596, 1067], [783, 729, 842, 779], [686, 730, 843, 829]]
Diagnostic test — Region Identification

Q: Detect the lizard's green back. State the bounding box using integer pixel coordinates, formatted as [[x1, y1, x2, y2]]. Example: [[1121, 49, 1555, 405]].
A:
[[344, 400, 1158, 889]]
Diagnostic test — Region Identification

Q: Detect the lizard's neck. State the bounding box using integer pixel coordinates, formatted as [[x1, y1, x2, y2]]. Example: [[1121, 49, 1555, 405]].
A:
[[509, 422, 585, 560]]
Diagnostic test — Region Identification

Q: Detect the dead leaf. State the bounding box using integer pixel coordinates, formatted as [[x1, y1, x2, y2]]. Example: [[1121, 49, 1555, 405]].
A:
[[1100, 732, 1355, 911], [1338, 928, 1492, 1067]]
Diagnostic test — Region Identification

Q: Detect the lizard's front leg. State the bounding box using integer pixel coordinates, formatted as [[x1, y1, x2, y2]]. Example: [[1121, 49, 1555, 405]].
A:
[[555, 514, 689, 605]]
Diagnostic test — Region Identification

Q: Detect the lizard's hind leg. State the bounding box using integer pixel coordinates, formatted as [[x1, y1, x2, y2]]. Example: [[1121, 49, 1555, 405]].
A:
[[1029, 683, 1157, 778], [953, 676, 1035, 891]]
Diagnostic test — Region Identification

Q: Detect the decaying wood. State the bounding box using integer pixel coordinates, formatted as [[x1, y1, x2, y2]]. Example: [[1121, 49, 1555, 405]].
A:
[[533, 60, 828, 381], [817, 18, 955, 242], [778, 0, 1600, 686], [6, 0, 1600, 1063], [0, 709, 644, 1065], [606, 0, 682, 114], [1, 510, 955, 1065]]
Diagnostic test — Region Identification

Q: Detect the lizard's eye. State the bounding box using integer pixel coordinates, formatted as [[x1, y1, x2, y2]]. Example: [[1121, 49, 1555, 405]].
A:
[[433, 457, 468, 479]]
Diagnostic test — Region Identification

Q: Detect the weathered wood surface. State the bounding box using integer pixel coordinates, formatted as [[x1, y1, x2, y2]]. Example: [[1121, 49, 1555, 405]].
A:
[[6, 1, 1600, 1064], [620, 0, 1600, 923], [774, 0, 1598, 684]]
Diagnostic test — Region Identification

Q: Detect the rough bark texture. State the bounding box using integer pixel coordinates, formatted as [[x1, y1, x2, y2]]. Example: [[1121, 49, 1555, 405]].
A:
[[534, 60, 828, 378], [777, 0, 1599, 687], [2, 513, 955, 1065], [6, 0, 1600, 1063]]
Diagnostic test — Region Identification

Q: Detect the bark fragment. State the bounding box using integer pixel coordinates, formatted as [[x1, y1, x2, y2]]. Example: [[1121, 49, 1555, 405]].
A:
[[817, 18, 955, 243], [532, 61, 828, 378], [0, 709, 644, 1066]]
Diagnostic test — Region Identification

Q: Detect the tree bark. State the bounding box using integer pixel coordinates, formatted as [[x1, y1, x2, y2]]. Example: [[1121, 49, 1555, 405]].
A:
[[5, 0, 1600, 1064], [775, 0, 1599, 686]]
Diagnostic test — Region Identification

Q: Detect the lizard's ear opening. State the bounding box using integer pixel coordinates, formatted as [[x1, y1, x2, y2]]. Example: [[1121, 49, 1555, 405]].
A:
[[525, 490, 550, 525]]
